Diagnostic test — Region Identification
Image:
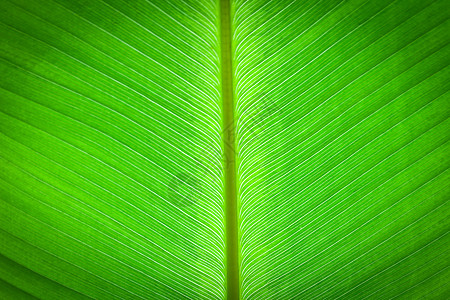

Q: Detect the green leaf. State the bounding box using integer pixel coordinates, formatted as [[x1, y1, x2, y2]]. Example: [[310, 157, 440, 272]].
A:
[[232, 0, 449, 298], [0, 0, 448, 299], [0, 0, 226, 298]]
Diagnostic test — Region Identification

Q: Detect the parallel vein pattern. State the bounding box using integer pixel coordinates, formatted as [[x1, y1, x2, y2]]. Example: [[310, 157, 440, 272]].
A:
[[0, 0, 226, 298], [232, 0, 449, 298]]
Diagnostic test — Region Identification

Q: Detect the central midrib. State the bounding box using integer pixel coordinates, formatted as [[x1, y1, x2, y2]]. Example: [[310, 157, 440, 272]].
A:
[[219, 0, 239, 299]]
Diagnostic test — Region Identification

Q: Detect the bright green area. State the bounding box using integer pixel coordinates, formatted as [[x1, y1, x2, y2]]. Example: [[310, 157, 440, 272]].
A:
[[232, 0, 449, 298], [0, 0, 227, 298], [0, 0, 449, 299]]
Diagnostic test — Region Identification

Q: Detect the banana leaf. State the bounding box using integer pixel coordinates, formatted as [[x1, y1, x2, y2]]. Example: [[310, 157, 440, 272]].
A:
[[0, 0, 448, 299]]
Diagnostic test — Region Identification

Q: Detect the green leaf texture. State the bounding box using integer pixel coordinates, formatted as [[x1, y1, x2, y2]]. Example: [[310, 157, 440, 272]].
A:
[[232, 0, 449, 298], [0, 0, 227, 298], [0, 0, 449, 299]]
